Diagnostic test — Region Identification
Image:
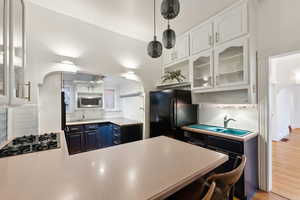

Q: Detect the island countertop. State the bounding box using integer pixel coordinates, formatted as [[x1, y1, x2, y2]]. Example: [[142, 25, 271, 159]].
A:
[[0, 134, 228, 200], [66, 117, 143, 126]]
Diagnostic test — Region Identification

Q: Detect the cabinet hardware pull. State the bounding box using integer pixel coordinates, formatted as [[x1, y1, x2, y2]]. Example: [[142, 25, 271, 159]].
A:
[[17, 81, 31, 101]]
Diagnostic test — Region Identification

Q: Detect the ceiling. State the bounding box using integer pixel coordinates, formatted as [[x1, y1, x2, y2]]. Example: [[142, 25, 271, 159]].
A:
[[27, 0, 238, 42]]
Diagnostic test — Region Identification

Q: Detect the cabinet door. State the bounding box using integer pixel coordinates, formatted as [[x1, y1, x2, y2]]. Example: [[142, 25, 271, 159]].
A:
[[10, 0, 28, 104], [98, 124, 112, 148], [174, 33, 190, 60], [163, 49, 173, 66], [191, 50, 214, 90], [214, 3, 247, 44], [190, 22, 213, 55], [68, 133, 84, 154], [85, 130, 98, 151], [214, 37, 248, 87]]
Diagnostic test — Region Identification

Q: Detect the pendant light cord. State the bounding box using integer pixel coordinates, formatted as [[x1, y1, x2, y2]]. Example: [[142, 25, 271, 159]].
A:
[[154, 0, 156, 37]]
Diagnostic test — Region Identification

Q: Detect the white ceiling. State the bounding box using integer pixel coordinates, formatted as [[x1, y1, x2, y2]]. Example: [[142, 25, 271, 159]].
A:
[[27, 0, 238, 42]]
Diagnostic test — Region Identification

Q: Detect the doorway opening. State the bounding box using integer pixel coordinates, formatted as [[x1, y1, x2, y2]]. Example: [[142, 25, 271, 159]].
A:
[[38, 72, 146, 138], [268, 52, 300, 199]]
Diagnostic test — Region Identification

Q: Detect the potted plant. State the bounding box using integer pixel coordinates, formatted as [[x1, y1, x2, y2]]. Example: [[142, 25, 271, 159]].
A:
[[161, 70, 186, 83]]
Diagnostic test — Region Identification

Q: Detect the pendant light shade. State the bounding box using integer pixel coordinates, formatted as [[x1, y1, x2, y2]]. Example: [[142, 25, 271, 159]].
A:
[[163, 22, 176, 49], [147, 0, 163, 58], [147, 36, 163, 58], [161, 0, 180, 20]]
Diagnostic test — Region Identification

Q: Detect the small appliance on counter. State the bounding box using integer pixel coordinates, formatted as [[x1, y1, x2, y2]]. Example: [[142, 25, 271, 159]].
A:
[[0, 133, 61, 158]]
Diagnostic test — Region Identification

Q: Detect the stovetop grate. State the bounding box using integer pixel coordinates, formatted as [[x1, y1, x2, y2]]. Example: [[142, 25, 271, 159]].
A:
[[0, 133, 61, 158]]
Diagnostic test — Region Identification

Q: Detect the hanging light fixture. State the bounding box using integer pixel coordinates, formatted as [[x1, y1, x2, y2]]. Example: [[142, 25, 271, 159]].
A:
[[147, 0, 162, 58], [161, 0, 180, 20], [162, 20, 176, 49]]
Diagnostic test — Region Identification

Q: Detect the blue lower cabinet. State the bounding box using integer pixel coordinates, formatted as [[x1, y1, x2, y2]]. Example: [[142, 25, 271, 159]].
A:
[[65, 123, 143, 154], [97, 124, 113, 148]]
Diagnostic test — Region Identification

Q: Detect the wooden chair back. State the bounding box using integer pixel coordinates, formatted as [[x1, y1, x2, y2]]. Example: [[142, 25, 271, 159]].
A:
[[207, 155, 247, 200], [202, 181, 216, 200]]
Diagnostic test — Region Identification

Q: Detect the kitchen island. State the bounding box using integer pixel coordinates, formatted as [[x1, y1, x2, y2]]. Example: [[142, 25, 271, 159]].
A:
[[0, 134, 227, 200]]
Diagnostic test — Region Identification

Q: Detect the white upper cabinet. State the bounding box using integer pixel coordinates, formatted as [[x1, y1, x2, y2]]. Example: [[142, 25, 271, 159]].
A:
[[175, 33, 190, 60], [214, 37, 248, 88], [190, 22, 213, 55], [163, 33, 190, 66], [163, 49, 173, 66], [214, 3, 248, 45], [9, 0, 29, 105], [191, 50, 214, 90]]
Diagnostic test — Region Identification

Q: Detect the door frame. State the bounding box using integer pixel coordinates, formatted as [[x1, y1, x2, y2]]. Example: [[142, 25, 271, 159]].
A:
[[260, 49, 300, 192]]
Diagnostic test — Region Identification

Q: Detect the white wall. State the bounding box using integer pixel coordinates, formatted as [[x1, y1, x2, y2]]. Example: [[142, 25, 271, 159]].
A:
[[274, 87, 292, 141], [270, 53, 300, 140], [38, 73, 61, 132], [24, 2, 161, 138], [119, 80, 144, 121]]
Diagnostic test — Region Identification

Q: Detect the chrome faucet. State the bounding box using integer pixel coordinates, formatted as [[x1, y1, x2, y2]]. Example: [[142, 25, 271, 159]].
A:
[[224, 115, 236, 129], [81, 114, 85, 121]]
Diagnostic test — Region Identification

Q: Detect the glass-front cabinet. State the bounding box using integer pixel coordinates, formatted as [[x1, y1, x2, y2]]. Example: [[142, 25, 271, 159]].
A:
[[10, 0, 29, 104], [191, 50, 213, 90], [214, 37, 248, 88]]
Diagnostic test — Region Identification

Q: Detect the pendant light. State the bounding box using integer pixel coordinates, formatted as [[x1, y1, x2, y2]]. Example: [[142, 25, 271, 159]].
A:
[[147, 0, 162, 58], [162, 20, 176, 49], [161, 0, 180, 20]]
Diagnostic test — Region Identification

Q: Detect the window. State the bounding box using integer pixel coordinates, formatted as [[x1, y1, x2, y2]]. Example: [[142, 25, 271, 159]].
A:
[[104, 89, 116, 110]]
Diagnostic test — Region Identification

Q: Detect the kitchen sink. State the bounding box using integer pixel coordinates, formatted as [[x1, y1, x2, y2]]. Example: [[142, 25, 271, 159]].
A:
[[187, 124, 251, 137]]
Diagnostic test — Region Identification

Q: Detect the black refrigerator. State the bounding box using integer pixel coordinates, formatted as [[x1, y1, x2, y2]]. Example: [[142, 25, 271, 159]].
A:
[[150, 90, 198, 139]]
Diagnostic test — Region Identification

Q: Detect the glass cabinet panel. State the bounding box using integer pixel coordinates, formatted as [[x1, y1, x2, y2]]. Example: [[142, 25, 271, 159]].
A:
[[215, 39, 247, 87], [12, 0, 25, 99], [192, 51, 213, 89], [0, 0, 5, 96]]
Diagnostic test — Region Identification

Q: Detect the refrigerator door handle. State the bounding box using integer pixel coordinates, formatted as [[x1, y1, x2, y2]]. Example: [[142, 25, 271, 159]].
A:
[[170, 98, 175, 129]]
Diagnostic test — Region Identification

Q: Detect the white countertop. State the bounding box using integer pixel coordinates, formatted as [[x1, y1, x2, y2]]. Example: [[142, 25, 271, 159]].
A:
[[0, 134, 228, 200], [66, 117, 143, 126], [182, 126, 258, 142]]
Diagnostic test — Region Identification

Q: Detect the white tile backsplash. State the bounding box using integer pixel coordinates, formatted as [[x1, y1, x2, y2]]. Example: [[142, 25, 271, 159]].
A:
[[197, 104, 259, 132], [66, 108, 123, 122]]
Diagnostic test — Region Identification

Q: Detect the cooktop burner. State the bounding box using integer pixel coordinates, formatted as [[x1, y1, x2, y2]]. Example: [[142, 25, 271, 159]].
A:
[[0, 133, 61, 158]]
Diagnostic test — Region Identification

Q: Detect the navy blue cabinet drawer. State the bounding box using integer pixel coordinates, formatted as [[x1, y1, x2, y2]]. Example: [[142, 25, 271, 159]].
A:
[[113, 139, 121, 145], [67, 125, 84, 133], [112, 125, 121, 132], [85, 124, 98, 130], [112, 132, 121, 139], [206, 135, 243, 154]]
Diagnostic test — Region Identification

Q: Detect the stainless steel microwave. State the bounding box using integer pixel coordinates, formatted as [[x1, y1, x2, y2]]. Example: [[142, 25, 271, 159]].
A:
[[78, 94, 103, 108]]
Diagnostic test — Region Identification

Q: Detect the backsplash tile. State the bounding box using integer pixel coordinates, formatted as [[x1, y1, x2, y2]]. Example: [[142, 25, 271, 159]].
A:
[[197, 104, 258, 132]]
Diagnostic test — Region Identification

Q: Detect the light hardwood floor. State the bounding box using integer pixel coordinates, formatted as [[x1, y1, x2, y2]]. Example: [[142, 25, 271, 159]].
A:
[[271, 129, 300, 200], [253, 191, 289, 200]]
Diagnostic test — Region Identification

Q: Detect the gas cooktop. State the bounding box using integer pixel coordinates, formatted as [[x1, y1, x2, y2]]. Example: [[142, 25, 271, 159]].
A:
[[0, 133, 61, 158]]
